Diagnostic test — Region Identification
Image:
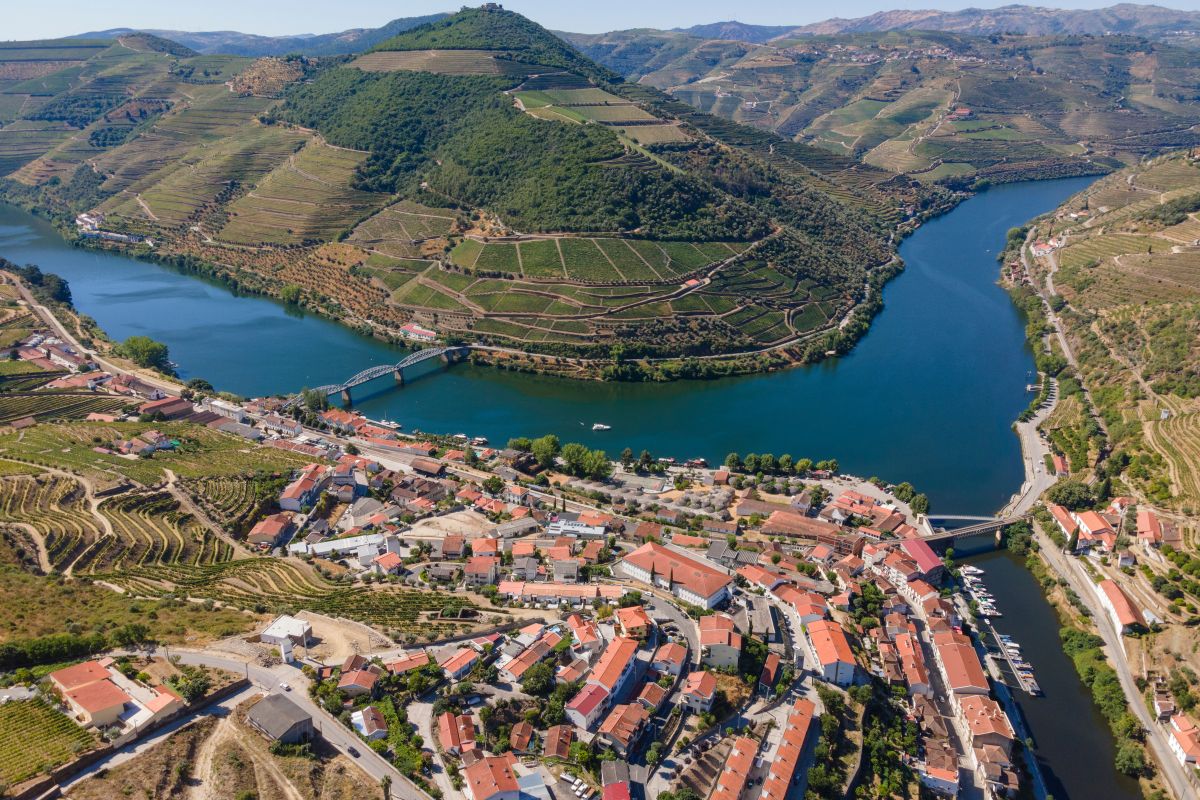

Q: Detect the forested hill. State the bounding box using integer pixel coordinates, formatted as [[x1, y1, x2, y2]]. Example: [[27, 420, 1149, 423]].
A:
[[0, 7, 931, 373], [369, 7, 620, 83]]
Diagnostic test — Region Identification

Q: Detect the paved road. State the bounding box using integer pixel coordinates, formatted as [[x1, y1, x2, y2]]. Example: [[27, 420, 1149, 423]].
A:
[[58, 683, 258, 792], [1033, 530, 1197, 800], [163, 649, 434, 800], [9, 275, 181, 397]]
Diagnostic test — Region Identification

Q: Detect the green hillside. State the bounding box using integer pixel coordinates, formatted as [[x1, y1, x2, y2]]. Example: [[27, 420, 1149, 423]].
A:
[[569, 28, 1200, 187], [0, 8, 925, 380], [371, 6, 619, 83]]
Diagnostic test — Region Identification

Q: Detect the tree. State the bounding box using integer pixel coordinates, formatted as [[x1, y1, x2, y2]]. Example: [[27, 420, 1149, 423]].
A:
[[778, 454, 793, 474], [910, 493, 930, 516], [760, 454, 776, 475], [1114, 741, 1145, 776], [118, 335, 174, 374], [724, 452, 742, 471], [522, 661, 555, 696], [1047, 480, 1094, 510], [508, 437, 532, 452], [892, 482, 915, 502], [743, 454, 760, 474], [482, 476, 504, 495], [638, 450, 653, 471], [531, 434, 560, 469], [620, 447, 634, 468], [795, 458, 813, 475], [169, 665, 212, 702]]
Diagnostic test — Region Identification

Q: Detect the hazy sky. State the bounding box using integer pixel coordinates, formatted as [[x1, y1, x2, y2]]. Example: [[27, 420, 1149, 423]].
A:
[[8, 0, 1200, 39]]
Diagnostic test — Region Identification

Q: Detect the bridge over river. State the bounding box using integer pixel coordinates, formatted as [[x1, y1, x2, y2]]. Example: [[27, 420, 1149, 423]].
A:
[[291, 346, 468, 406]]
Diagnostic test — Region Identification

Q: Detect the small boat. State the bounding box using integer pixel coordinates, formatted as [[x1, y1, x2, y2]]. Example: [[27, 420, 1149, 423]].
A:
[[960, 565, 984, 576], [1026, 680, 1043, 696], [592, 423, 611, 431], [471, 436, 489, 445], [453, 433, 468, 440]]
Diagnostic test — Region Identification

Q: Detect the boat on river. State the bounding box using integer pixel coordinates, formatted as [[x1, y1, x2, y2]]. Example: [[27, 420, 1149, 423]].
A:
[[592, 423, 611, 431]]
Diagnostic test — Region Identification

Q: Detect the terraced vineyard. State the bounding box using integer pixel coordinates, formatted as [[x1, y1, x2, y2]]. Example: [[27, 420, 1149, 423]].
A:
[[0, 467, 466, 635], [181, 473, 290, 537], [107, 558, 471, 637], [217, 140, 388, 245], [0, 699, 97, 786], [0, 422, 315, 487], [0, 392, 132, 424], [1033, 151, 1200, 511], [351, 49, 543, 76]]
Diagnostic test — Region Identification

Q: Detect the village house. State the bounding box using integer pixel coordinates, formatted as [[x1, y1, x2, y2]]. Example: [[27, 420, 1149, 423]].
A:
[[652, 642, 688, 677], [759, 699, 815, 800], [1097, 579, 1146, 635], [596, 703, 649, 757], [246, 694, 313, 744], [246, 513, 293, 550], [463, 753, 520, 800], [280, 464, 330, 512], [680, 670, 718, 712], [351, 706, 388, 740], [699, 613, 742, 669], [438, 711, 477, 756], [588, 636, 639, 699], [807, 619, 857, 687], [440, 648, 480, 681], [566, 683, 609, 729], [1169, 715, 1200, 766], [615, 605, 653, 639]]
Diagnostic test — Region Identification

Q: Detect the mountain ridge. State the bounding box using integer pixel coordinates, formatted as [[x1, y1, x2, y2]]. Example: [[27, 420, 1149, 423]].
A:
[[71, 14, 449, 56]]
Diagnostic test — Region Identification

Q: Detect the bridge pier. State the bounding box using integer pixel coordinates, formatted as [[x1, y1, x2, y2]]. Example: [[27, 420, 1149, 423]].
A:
[[341, 388, 352, 406], [394, 368, 405, 386]]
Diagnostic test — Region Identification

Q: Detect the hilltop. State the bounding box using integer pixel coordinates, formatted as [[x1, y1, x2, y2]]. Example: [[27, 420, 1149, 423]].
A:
[[0, 8, 923, 380]]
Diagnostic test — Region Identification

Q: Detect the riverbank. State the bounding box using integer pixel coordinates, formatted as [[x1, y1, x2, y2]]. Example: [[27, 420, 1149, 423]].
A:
[[0, 177, 1094, 513], [6, 189, 899, 382]]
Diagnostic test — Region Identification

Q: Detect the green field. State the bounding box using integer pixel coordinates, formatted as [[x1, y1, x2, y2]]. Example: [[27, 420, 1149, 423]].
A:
[[0, 699, 97, 786]]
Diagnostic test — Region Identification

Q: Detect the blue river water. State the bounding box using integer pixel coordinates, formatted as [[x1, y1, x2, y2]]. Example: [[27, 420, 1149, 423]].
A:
[[0, 175, 1094, 514]]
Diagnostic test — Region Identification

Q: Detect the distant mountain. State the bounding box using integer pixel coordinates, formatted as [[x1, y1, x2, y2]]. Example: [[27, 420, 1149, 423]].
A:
[[73, 13, 449, 56], [779, 3, 1200, 40], [671, 21, 797, 43]]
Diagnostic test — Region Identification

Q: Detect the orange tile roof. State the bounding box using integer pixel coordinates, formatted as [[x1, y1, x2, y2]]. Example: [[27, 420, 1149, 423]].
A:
[[591, 636, 639, 691], [463, 753, 519, 799], [49, 661, 110, 691], [615, 605, 652, 632], [712, 736, 759, 800], [933, 631, 988, 693], [598, 703, 648, 746], [623, 542, 732, 599], [653, 642, 687, 667], [960, 695, 1014, 740], [683, 670, 717, 699], [66, 679, 130, 714], [1171, 715, 1200, 762], [761, 698, 815, 800], [808, 619, 854, 668], [1099, 579, 1144, 628]]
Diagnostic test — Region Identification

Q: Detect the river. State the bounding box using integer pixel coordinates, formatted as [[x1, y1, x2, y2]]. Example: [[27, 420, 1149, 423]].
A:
[[0, 175, 1094, 514], [969, 549, 1143, 800]]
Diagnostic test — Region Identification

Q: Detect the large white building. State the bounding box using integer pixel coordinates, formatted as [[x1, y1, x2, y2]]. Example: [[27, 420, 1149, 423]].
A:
[[617, 542, 732, 609]]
